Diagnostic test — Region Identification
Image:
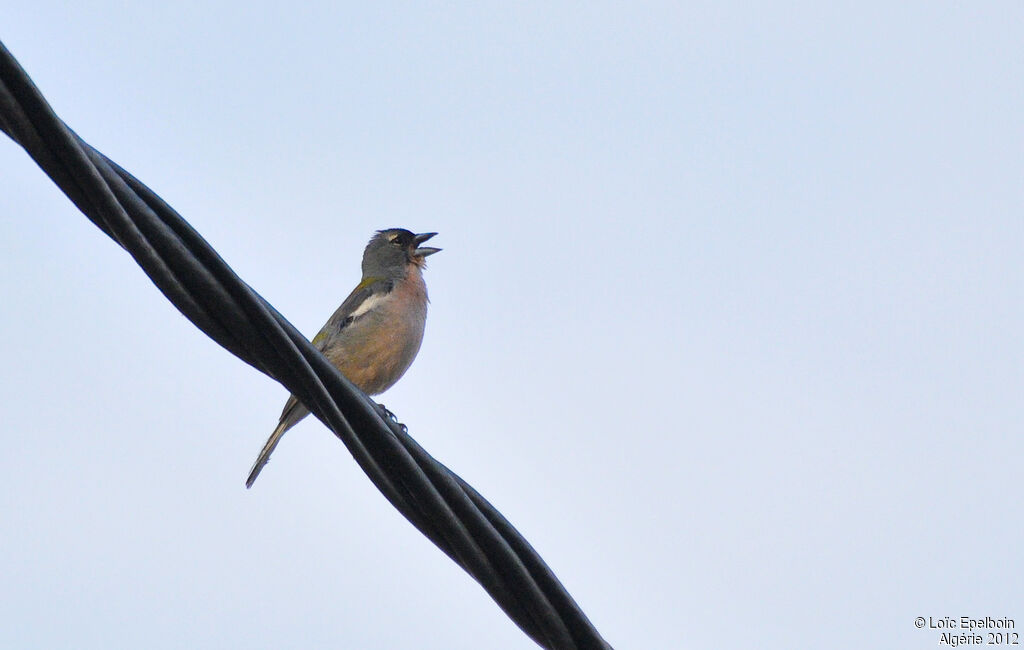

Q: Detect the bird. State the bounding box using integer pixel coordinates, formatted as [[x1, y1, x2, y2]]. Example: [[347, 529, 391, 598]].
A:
[[246, 228, 440, 488]]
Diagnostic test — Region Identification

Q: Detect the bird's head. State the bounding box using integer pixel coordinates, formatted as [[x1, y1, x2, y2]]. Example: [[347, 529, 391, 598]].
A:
[[362, 228, 440, 278]]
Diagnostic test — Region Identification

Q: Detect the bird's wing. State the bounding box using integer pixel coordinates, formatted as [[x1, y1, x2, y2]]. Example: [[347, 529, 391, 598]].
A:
[[276, 277, 392, 423], [311, 276, 393, 349]]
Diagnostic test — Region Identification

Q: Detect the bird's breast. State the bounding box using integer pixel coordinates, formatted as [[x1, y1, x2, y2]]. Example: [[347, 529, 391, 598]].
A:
[[327, 270, 428, 395]]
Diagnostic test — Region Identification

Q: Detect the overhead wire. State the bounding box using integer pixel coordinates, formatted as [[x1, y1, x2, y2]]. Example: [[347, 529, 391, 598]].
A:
[[0, 41, 613, 650]]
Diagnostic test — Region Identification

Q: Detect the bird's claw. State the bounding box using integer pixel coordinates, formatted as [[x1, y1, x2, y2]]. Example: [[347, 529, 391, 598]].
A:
[[375, 402, 409, 433], [376, 402, 397, 420]]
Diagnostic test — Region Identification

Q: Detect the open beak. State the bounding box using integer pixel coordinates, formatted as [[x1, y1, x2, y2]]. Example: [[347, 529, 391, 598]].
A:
[[412, 232, 441, 258]]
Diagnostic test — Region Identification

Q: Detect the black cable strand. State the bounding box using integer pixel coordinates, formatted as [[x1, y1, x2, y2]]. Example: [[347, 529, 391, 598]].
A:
[[0, 40, 613, 650]]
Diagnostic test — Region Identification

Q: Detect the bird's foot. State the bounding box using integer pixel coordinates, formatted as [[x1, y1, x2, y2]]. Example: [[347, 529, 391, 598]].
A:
[[376, 402, 397, 421], [375, 402, 409, 433]]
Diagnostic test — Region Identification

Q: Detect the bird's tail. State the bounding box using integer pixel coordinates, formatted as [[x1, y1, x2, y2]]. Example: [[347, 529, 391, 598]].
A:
[[246, 420, 290, 489]]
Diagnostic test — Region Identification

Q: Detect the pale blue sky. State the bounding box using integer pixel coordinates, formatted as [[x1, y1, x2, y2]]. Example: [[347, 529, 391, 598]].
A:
[[1, 2, 1022, 648]]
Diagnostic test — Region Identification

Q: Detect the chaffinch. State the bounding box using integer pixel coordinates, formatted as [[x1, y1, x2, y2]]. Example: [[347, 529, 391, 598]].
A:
[[246, 228, 440, 488]]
